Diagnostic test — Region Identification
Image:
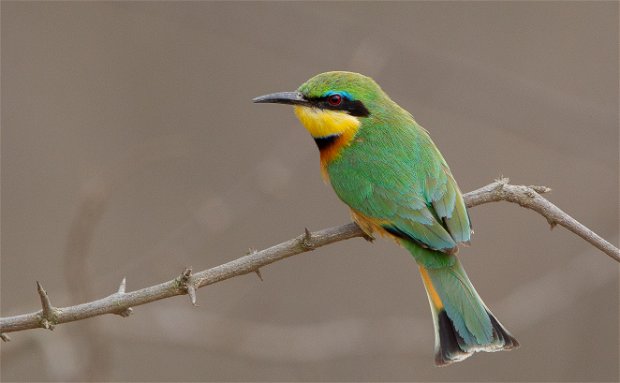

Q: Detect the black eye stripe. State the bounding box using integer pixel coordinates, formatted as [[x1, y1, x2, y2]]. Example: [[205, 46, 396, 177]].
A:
[[347, 100, 371, 117], [307, 95, 371, 117]]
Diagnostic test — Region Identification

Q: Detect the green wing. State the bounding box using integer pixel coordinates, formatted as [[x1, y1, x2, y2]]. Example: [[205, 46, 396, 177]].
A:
[[328, 120, 471, 253]]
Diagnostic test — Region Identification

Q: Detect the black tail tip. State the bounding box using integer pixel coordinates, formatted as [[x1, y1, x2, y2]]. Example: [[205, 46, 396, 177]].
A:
[[434, 310, 519, 366], [488, 310, 520, 350], [435, 310, 471, 366]]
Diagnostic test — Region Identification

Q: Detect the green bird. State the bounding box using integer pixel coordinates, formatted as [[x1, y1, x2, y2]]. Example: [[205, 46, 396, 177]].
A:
[[253, 71, 518, 366]]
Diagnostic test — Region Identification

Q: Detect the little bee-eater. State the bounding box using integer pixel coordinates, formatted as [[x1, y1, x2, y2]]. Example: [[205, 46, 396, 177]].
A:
[[253, 71, 518, 366]]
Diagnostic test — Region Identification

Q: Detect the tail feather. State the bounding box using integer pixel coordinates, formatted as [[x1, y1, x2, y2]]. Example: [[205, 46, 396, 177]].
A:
[[416, 253, 518, 366], [436, 310, 470, 365], [487, 310, 520, 350], [432, 306, 519, 366]]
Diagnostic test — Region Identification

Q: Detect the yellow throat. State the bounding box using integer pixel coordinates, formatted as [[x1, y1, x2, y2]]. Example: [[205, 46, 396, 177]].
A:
[[293, 106, 360, 139]]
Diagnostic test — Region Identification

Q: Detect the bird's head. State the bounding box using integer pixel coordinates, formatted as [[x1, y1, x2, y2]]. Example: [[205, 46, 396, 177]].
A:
[[253, 71, 387, 140]]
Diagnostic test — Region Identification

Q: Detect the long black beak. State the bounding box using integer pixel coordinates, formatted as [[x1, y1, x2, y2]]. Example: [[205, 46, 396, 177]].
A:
[[252, 91, 311, 106]]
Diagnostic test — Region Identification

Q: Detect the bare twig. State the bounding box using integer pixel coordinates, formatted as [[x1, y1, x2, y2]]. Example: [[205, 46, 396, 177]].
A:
[[467, 178, 619, 261], [1, 179, 617, 335]]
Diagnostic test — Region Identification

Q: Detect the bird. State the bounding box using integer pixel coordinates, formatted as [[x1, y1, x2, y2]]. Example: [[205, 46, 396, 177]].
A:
[[253, 71, 518, 366]]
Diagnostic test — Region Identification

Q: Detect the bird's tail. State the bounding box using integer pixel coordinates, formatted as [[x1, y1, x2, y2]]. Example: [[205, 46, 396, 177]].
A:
[[408, 245, 519, 366]]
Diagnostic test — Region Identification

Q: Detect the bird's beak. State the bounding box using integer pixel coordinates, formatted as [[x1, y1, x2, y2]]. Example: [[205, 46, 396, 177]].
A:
[[252, 91, 311, 106]]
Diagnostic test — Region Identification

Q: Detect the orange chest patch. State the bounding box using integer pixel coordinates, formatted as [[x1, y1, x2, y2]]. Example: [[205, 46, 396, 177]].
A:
[[318, 130, 357, 174], [293, 106, 361, 180]]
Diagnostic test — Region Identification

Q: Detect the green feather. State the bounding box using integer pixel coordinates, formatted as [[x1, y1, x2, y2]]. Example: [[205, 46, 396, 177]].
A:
[[327, 109, 471, 251]]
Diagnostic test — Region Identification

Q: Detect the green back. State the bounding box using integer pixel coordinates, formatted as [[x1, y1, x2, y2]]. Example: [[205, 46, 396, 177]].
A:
[[326, 93, 471, 257]]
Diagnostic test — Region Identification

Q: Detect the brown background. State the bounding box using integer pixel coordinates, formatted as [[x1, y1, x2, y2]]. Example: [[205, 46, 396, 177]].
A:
[[1, 2, 618, 382]]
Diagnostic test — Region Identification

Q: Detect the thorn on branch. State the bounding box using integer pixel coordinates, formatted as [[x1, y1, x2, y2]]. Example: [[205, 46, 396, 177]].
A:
[[114, 277, 133, 317], [302, 228, 315, 250], [178, 267, 198, 306], [187, 285, 197, 306], [1, 333, 11, 342], [181, 267, 192, 281], [118, 307, 133, 317], [36, 281, 56, 330], [254, 268, 264, 281], [495, 176, 509, 186], [547, 218, 558, 230], [490, 178, 508, 196], [117, 277, 127, 294], [36, 281, 53, 313]]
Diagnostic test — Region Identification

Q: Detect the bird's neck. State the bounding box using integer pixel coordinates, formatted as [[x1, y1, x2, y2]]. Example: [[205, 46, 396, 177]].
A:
[[293, 106, 361, 179]]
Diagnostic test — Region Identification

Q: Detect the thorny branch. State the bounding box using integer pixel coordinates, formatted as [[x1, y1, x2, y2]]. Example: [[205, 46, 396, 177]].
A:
[[1, 178, 618, 337]]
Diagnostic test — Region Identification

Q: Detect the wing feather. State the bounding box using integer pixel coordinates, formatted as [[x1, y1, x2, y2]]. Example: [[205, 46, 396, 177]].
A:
[[328, 119, 471, 252]]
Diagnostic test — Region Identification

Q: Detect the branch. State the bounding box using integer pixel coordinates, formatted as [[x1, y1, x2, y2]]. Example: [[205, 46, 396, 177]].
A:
[[467, 179, 619, 261], [1, 178, 617, 336]]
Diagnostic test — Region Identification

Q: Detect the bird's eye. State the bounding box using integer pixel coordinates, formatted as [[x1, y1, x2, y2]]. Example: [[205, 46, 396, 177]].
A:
[[327, 94, 343, 106]]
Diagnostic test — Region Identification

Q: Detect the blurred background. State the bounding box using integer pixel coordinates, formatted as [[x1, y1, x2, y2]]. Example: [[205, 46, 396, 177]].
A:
[[1, 2, 618, 381]]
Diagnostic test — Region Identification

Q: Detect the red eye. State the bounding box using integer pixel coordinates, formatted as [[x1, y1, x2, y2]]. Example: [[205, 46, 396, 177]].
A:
[[327, 94, 343, 106]]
